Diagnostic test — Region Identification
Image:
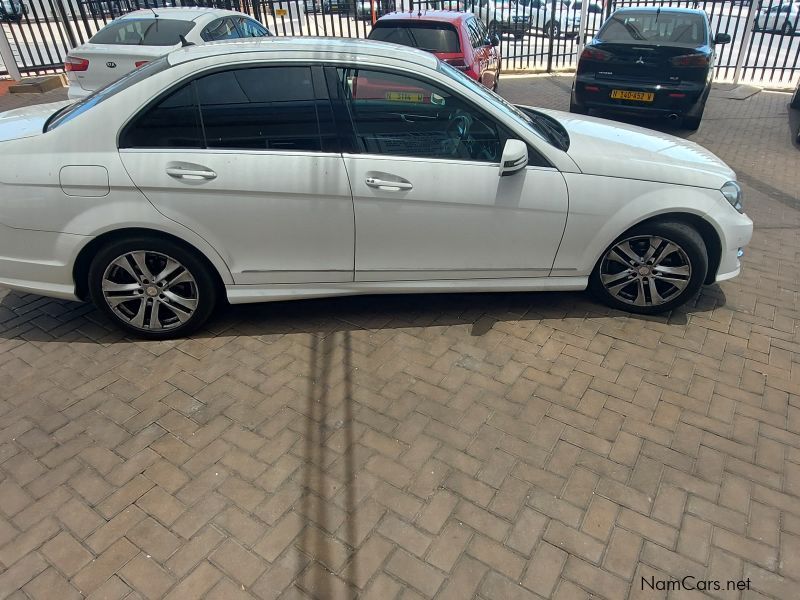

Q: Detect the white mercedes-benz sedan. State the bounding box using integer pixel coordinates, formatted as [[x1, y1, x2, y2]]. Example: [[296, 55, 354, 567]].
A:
[[0, 38, 752, 339], [65, 7, 272, 100]]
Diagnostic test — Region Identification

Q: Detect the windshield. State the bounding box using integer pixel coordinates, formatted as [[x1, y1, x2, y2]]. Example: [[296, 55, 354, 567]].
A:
[[369, 22, 461, 53], [89, 18, 195, 46], [438, 61, 568, 150], [598, 11, 707, 46], [45, 57, 170, 131]]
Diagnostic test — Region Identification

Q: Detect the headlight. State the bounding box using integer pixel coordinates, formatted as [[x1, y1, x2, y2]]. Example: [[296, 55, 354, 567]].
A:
[[721, 181, 744, 213]]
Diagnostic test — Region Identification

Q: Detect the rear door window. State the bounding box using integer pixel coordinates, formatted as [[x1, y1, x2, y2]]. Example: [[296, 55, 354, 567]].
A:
[[368, 22, 462, 53], [89, 18, 195, 46], [234, 16, 271, 37]]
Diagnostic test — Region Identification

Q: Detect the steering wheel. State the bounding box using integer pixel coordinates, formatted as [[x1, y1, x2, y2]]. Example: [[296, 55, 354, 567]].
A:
[[443, 112, 473, 158]]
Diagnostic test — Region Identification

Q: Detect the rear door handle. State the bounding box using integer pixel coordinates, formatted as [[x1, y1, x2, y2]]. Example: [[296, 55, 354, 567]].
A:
[[365, 177, 413, 191], [166, 167, 217, 180]]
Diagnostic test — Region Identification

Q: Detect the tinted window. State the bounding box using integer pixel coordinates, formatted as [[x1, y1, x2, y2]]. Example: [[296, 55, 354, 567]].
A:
[[235, 16, 271, 37], [89, 18, 195, 46], [200, 17, 240, 41], [196, 67, 331, 151], [598, 11, 707, 46], [119, 82, 202, 148], [368, 22, 461, 53], [47, 57, 171, 131], [337, 67, 506, 162]]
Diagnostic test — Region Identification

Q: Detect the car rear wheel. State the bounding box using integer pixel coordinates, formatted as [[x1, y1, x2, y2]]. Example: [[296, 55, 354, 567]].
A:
[[544, 21, 560, 38], [589, 221, 708, 315], [791, 82, 800, 109], [88, 236, 218, 339], [781, 20, 794, 35], [569, 99, 587, 114]]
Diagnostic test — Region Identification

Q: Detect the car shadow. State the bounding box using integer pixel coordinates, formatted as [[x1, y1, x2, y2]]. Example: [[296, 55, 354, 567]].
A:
[[0, 285, 730, 344]]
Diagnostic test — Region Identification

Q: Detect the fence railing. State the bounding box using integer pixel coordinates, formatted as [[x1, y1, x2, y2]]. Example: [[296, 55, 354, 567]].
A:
[[1, 0, 798, 85]]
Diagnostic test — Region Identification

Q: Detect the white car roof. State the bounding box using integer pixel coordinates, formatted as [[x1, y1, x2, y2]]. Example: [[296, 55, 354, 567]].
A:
[[119, 7, 241, 21], [167, 37, 441, 69]]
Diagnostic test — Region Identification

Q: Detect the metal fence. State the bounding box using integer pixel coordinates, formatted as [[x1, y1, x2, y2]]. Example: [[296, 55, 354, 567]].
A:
[[1, 0, 798, 85]]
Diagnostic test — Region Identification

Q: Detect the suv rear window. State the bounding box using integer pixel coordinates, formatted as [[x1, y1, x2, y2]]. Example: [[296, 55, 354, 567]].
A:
[[368, 22, 461, 53], [598, 11, 707, 46], [89, 18, 195, 46]]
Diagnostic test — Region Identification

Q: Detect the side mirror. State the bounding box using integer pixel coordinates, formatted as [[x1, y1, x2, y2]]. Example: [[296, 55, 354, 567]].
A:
[[490, 33, 500, 46], [714, 32, 731, 44], [499, 139, 528, 177]]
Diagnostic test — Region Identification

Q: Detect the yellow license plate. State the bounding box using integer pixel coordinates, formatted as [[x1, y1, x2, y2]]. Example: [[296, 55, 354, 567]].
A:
[[386, 91, 424, 103], [610, 89, 654, 102], [275, 8, 288, 15]]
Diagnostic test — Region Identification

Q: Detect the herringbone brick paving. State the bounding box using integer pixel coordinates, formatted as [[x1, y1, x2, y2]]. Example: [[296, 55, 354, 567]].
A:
[[0, 78, 798, 599]]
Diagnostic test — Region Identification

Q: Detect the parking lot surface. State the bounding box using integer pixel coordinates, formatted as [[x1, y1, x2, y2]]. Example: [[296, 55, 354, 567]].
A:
[[0, 79, 798, 600]]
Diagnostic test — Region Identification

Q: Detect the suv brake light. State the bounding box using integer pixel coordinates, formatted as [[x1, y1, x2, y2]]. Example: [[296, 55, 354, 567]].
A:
[[134, 60, 149, 68], [65, 56, 89, 72], [580, 47, 612, 62], [444, 58, 468, 70], [669, 54, 709, 67]]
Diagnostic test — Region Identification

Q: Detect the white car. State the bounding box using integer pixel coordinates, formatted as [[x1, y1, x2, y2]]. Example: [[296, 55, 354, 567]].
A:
[[754, 2, 798, 35], [462, 0, 531, 39], [0, 38, 752, 338], [65, 7, 271, 99]]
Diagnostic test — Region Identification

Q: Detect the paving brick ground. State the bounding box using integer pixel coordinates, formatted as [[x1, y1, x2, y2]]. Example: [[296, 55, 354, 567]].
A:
[[0, 77, 798, 600]]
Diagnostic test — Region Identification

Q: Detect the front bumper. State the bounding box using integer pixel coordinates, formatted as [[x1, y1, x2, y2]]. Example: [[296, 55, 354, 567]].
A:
[[573, 77, 707, 117], [715, 211, 753, 283], [0, 223, 84, 301]]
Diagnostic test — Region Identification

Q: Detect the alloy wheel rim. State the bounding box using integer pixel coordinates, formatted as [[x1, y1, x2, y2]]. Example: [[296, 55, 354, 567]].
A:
[[599, 235, 692, 307], [101, 251, 199, 331]]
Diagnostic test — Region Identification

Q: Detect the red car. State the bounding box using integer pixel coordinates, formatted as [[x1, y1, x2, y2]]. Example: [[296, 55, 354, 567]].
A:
[[368, 10, 501, 91]]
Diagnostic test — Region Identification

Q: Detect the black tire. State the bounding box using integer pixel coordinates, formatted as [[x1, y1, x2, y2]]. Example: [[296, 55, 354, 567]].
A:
[[88, 236, 218, 339], [781, 20, 794, 35], [683, 114, 702, 131], [489, 20, 499, 36], [514, 31, 524, 40], [544, 21, 561, 38], [569, 99, 587, 114], [589, 221, 708, 315], [791, 83, 800, 109]]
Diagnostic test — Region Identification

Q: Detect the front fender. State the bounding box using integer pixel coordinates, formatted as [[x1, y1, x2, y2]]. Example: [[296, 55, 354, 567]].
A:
[[554, 174, 732, 276]]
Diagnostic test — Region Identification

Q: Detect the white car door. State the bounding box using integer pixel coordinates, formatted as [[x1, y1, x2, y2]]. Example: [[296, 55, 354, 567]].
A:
[[331, 66, 568, 282], [119, 65, 355, 285]]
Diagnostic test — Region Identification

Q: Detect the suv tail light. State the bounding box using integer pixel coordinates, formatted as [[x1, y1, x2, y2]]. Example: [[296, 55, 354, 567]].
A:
[[134, 60, 149, 68], [65, 56, 89, 72], [669, 54, 709, 67], [580, 47, 612, 62]]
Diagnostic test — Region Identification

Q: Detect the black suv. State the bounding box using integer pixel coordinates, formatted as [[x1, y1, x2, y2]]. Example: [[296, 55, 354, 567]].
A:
[[570, 7, 730, 130]]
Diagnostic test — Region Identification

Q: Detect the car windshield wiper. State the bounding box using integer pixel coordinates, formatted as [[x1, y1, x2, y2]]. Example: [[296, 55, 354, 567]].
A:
[[609, 16, 645, 40], [520, 109, 569, 150]]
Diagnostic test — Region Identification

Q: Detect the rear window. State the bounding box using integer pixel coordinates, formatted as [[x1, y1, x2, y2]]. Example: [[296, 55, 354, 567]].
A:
[[45, 56, 170, 131], [89, 18, 195, 46], [598, 11, 707, 46], [368, 22, 461, 53]]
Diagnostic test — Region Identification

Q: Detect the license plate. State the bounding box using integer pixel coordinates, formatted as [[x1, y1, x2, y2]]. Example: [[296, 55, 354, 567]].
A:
[[386, 91, 424, 103], [610, 89, 654, 102], [274, 8, 288, 15]]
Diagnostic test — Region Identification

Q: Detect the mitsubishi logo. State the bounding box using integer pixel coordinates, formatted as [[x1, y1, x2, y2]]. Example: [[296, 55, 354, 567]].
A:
[[635, 56, 645, 65], [106, 61, 117, 68]]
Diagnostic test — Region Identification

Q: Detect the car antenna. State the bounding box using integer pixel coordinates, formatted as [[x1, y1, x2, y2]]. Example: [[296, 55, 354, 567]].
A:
[[148, 6, 159, 17], [179, 34, 194, 47]]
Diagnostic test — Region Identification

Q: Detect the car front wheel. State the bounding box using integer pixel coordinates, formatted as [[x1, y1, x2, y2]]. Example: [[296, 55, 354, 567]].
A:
[[589, 221, 708, 314], [88, 236, 218, 339]]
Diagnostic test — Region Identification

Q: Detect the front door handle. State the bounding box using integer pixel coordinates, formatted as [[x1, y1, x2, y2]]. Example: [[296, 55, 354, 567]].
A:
[[365, 177, 413, 191], [166, 167, 217, 180]]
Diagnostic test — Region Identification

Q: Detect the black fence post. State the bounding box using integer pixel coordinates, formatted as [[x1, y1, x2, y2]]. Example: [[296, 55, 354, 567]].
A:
[[55, 0, 79, 48], [546, 0, 555, 72]]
